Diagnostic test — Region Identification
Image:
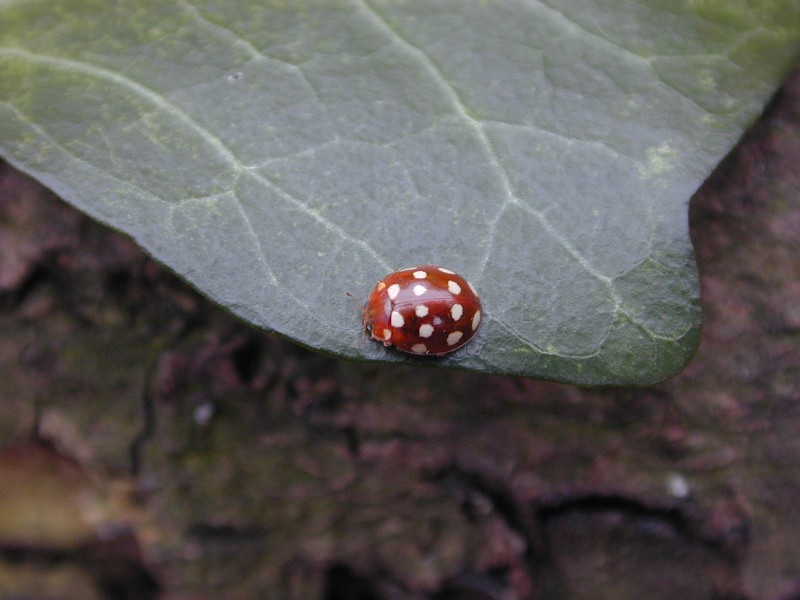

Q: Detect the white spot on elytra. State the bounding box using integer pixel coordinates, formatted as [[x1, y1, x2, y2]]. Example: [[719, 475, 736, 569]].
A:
[[415, 305, 429, 318], [419, 324, 434, 338], [391, 311, 405, 327], [387, 284, 400, 300], [413, 284, 427, 296], [450, 304, 463, 321], [467, 280, 478, 295], [447, 280, 461, 295], [411, 343, 427, 354], [438, 267, 455, 274], [413, 270, 427, 279], [382, 328, 392, 341], [447, 331, 463, 346], [472, 310, 481, 331]]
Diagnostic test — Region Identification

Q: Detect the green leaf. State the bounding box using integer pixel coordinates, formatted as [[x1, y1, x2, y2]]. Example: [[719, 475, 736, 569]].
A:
[[1, 0, 798, 384]]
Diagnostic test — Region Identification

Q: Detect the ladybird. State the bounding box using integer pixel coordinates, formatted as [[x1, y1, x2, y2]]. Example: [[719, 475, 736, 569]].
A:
[[363, 265, 482, 356]]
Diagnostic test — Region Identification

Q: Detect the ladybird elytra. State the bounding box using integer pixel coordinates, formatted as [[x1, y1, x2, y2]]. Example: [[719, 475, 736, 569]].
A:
[[363, 265, 482, 356]]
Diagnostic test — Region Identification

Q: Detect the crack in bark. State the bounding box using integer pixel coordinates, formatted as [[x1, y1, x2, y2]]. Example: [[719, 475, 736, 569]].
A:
[[129, 359, 158, 476], [431, 465, 751, 599]]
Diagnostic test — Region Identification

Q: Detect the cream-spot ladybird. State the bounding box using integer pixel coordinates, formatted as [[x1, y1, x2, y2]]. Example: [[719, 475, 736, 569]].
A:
[[363, 265, 482, 356]]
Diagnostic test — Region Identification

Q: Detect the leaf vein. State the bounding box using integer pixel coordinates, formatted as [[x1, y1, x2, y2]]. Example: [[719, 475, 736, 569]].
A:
[[1, 100, 180, 208], [1, 98, 315, 317], [0, 46, 389, 273], [532, 0, 651, 65], [533, 0, 716, 116], [482, 118, 633, 162], [245, 170, 392, 271], [489, 315, 606, 360], [351, 5, 686, 347], [355, 2, 615, 288], [172, 0, 337, 128]]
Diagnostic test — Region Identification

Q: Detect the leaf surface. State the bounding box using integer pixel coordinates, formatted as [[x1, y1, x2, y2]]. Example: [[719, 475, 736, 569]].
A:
[[1, 0, 799, 383]]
